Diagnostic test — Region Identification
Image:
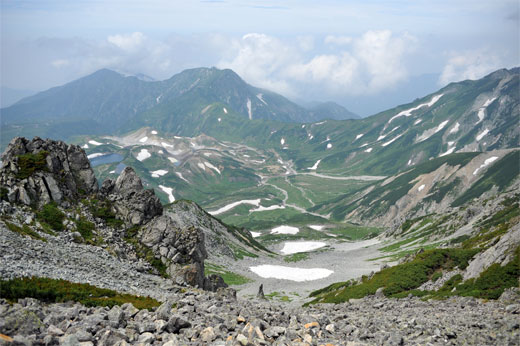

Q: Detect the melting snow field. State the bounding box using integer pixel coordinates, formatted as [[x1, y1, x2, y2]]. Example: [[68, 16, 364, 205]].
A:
[[476, 98, 497, 124], [388, 94, 443, 124], [449, 122, 460, 134], [136, 149, 151, 161], [308, 159, 321, 170], [271, 226, 299, 235], [250, 205, 285, 212], [382, 134, 403, 147], [209, 199, 261, 215], [88, 140, 103, 146], [158, 185, 175, 203], [249, 265, 333, 282], [280, 241, 327, 255], [151, 170, 168, 178], [476, 128, 489, 141], [473, 156, 499, 175], [87, 153, 104, 159]]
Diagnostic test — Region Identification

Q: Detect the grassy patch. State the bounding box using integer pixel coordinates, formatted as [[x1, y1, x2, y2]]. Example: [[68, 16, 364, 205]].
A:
[[0, 187, 8, 201], [0, 276, 160, 310], [4, 221, 47, 242], [307, 248, 479, 304], [284, 252, 309, 262], [85, 198, 123, 228], [15, 151, 49, 180], [204, 263, 252, 285], [36, 202, 65, 232]]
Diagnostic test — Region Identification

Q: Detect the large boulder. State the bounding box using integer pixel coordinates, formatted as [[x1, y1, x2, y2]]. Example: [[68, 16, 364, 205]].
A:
[[0, 137, 98, 207], [102, 167, 162, 226]]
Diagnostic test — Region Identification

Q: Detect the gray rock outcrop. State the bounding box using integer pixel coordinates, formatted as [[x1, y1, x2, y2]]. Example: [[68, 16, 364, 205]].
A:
[[101, 167, 163, 226], [0, 137, 98, 207]]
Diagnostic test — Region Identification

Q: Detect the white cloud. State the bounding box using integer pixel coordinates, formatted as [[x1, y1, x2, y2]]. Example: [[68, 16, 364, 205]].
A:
[[439, 50, 503, 85], [51, 59, 69, 68], [218, 30, 416, 97], [107, 32, 145, 51], [324, 35, 352, 46]]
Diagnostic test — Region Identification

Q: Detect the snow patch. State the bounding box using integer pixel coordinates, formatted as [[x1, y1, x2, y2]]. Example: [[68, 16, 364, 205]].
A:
[[250, 205, 285, 212], [256, 93, 267, 105], [249, 265, 333, 282], [388, 94, 444, 124], [223, 107, 228, 114], [280, 138, 285, 145], [476, 128, 489, 141], [417, 120, 450, 143], [87, 153, 105, 159], [136, 149, 151, 161], [377, 134, 387, 141], [473, 156, 499, 175], [151, 130, 158, 135], [326, 143, 332, 149], [162, 142, 173, 148], [476, 97, 496, 124], [209, 199, 261, 216], [88, 140, 103, 146], [82, 144, 89, 149], [280, 241, 327, 255], [449, 122, 460, 134], [218, 117, 221, 122], [309, 225, 325, 231], [204, 162, 221, 174], [407, 159, 412, 166], [418, 184, 425, 192], [247, 98, 252, 120], [271, 225, 299, 235], [151, 169, 168, 178], [250, 232, 261, 238], [359, 143, 368, 148], [139, 136, 148, 143], [175, 172, 189, 183], [364, 147, 373, 153], [439, 147, 456, 157], [382, 133, 403, 147], [355, 133, 364, 140], [158, 185, 175, 203], [167, 157, 178, 164], [414, 119, 422, 125], [308, 159, 321, 170]]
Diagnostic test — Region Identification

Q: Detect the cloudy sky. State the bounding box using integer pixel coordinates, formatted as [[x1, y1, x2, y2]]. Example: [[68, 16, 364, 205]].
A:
[[1, 0, 518, 115]]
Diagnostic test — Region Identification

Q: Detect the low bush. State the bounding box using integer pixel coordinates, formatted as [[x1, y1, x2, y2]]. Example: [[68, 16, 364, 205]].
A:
[[36, 202, 65, 232], [5, 221, 47, 242], [0, 276, 160, 310], [15, 151, 49, 180]]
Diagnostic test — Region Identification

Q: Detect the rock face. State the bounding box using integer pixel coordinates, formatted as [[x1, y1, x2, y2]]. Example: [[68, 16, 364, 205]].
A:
[[101, 167, 163, 226], [0, 137, 98, 207]]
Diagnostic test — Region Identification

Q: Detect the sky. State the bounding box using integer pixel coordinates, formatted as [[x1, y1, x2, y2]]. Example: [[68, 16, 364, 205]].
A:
[[1, 0, 519, 115]]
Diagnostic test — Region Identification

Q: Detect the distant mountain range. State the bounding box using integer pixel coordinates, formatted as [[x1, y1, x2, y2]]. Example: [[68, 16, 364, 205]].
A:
[[1, 67, 360, 148]]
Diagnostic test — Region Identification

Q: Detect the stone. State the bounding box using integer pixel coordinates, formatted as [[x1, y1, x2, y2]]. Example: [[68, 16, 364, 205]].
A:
[[375, 287, 385, 298], [200, 326, 216, 342], [166, 316, 191, 333], [137, 332, 155, 344], [257, 284, 266, 300], [236, 334, 248, 346]]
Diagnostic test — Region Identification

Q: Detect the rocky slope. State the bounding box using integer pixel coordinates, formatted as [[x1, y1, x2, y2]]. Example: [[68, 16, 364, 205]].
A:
[[0, 137, 264, 291]]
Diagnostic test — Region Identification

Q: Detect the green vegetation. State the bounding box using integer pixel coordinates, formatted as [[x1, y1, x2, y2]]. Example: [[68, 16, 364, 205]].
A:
[[431, 271, 442, 282], [123, 226, 168, 277], [0, 187, 8, 201], [284, 252, 309, 262], [15, 151, 49, 179], [204, 263, 252, 285], [0, 276, 160, 309], [85, 198, 123, 228], [308, 248, 479, 304], [4, 221, 47, 242], [265, 291, 292, 302], [36, 202, 65, 232]]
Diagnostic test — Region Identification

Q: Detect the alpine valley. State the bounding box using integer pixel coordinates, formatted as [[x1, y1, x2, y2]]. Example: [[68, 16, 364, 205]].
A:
[[0, 67, 519, 345]]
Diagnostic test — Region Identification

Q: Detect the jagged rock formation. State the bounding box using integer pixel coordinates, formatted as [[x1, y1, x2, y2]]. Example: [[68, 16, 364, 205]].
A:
[[101, 167, 163, 226], [0, 137, 226, 291], [0, 137, 98, 207]]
